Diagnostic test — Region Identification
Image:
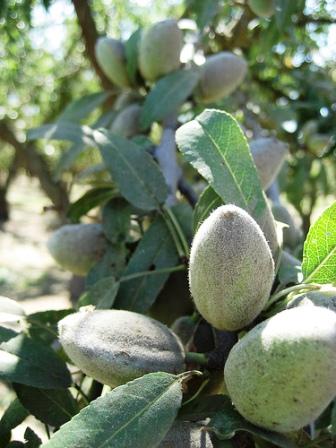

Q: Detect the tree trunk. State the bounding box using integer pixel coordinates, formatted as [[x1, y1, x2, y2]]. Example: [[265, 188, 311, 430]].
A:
[[0, 187, 9, 223], [0, 120, 69, 217], [72, 0, 115, 91]]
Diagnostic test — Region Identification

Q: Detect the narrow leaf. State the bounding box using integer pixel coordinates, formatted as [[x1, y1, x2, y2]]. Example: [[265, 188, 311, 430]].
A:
[[67, 187, 115, 223], [176, 109, 279, 257], [58, 92, 110, 123], [209, 397, 297, 448], [79, 277, 120, 309], [140, 69, 200, 130], [0, 296, 25, 323], [94, 129, 168, 211], [0, 398, 29, 447], [41, 372, 184, 448], [115, 217, 179, 312], [27, 123, 95, 146], [102, 198, 131, 244], [14, 384, 79, 427], [302, 202, 336, 283], [0, 326, 71, 389], [55, 110, 117, 179], [193, 186, 223, 233], [85, 243, 127, 289], [24, 427, 42, 448], [26, 309, 73, 345]]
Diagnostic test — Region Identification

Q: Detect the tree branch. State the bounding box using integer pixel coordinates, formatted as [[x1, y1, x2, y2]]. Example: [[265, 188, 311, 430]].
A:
[[0, 120, 69, 215], [297, 15, 335, 26], [72, 0, 115, 91], [155, 115, 181, 207]]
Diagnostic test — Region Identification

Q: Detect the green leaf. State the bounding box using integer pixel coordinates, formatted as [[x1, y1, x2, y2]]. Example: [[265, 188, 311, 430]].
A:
[[302, 201, 336, 283], [331, 400, 336, 438], [94, 129, 168, 211], [277, 253, 303, 286], [0, 326, 71, 389], [0, 398, 29, 448], [185, 0, 220, 30], [102, 198, 131, 244], [14, 384, 79, 427], [54, 110, 117, 179], [140, 69, 200, 130], [125, 28, 142, 85], [79, 277, 120, 309], [41, 372, 185, 448], [275, 0, 305, 30], [27, 123, 95, 146], [115, 217, 179, 313], [176, 109, 278, 256], [58, 92, 110, 123], [67, 187, 115, 223], [193, 186, 223, 233], [24, 427, 42, 447], [85, 243, 127, 289], [179, 395, 231, 421], [209, 396, 298, 448], [26, 309, 73, 345], [0, 296, 25, 323], [171, 202, 194, 244]]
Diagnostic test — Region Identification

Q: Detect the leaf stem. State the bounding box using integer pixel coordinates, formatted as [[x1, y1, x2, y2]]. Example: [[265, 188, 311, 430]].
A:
[[264, 283, 321, 311], [185, 352, 209, 366], [73, 383, 90, 406], [163, 205, 190, 258], [120, 264, 186, 282], [45, 424, 50, 439], [160, 208, 185, 258], [182, 377, 210, 407]]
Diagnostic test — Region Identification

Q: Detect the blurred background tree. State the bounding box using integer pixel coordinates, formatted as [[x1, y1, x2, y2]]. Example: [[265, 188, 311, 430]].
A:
[[0, 0, 335, 228]]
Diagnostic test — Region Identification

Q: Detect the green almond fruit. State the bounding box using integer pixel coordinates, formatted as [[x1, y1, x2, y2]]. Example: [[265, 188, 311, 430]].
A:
[[159, 421, 213, 447], [250, 137, 288, 190], [95, 37, 130, 88], [196, 52, 247, 103], [189, 205, 274, 331], [47, 224, 107, 276], [139, 19, 183, 82], [225, 306, 336, 432], [248, 0, 275, 18], [110, 103, 141, 138], [58, 309, 185, 387]]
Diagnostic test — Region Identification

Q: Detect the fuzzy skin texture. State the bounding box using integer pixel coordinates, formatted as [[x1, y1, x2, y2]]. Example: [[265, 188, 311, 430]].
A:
[[111, 103, 141, 138], [95, 37, 130, 88], [250, 137, 288, 190], [287, 286, 336, 312], [158, 421, 213, 447], [47, 224, 107, 276], [139, 20, 183, 82], [189, 205, 274, 331], [225, 306, 336, 433], [272, 203, 302, 249], [58, 309, 186, 387], [248, 0, 275, 17], [196, 52, 247, 103]]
